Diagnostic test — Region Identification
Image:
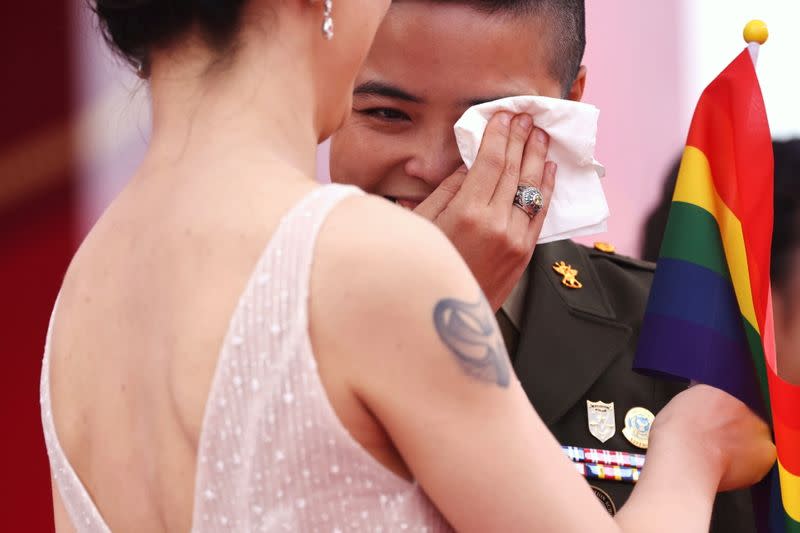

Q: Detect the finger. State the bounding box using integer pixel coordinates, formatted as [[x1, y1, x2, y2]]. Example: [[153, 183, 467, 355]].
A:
[[519, 127, 549, 190], [508, 127, 550, 228], [458, 112, 512, 204], [414, 166, 468, 221], [525, 161, 557, 244], [490, 114, 533, 210]]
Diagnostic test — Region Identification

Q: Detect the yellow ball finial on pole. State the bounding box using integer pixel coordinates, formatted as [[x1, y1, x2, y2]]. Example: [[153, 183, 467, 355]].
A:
[[744, 20, 769, 45]]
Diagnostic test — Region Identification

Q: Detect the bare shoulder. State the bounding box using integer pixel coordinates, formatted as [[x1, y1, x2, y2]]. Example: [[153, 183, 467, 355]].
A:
[[309, 192, 488, 377], [313, 193, 477, 313], [318, 192, 468, 271]]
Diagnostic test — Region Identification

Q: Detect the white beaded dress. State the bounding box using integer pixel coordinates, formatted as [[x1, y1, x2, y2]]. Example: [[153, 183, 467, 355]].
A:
[[41, 185, 454, 532]]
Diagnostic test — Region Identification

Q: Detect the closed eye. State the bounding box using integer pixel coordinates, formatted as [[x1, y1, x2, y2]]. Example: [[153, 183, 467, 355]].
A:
[[358, 107, 411, 122]]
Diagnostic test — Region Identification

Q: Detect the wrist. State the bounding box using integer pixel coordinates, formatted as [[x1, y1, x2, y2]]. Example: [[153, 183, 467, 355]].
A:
[[646, 431, 723, 493]]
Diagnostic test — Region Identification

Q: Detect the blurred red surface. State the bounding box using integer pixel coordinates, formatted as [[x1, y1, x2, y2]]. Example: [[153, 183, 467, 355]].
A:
[[0, 0, 78, 530]]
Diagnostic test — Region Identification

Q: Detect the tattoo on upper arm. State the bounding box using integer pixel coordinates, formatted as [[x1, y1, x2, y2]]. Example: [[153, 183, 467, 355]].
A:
[[433, 297, 511, 388]]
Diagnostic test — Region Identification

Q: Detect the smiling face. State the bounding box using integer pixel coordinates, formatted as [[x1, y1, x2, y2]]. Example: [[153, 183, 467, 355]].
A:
[[329, 2, 586, 208]]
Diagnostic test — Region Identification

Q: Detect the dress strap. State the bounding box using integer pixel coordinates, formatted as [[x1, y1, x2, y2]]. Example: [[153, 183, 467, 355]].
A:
[[40, 295, 112, 532]]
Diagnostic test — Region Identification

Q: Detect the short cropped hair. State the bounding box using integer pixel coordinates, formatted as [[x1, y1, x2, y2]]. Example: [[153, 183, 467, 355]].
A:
[[429, 0, 586, 91]]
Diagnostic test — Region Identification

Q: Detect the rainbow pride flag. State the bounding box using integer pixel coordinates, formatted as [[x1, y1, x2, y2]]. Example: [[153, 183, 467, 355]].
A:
[[634, 48, 800, 532]]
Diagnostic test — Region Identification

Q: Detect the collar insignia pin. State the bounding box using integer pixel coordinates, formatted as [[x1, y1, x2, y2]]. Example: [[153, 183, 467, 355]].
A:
[[553, 261, 583, 289]]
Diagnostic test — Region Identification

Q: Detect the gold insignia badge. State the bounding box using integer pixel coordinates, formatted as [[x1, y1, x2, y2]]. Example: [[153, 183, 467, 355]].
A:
[[553, 261, 583, 289], [587, 400, 616, 443], [594, 242, 616, 254], [590, 486, 616, 516], [622, 407, 655, 449]]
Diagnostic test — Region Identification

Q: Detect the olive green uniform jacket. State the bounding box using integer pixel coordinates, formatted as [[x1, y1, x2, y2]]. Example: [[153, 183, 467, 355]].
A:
[[499, 239, 754, 531]]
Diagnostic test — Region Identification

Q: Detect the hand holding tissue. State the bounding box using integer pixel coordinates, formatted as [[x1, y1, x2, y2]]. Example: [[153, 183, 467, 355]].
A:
[[454, 95, 609, 243]]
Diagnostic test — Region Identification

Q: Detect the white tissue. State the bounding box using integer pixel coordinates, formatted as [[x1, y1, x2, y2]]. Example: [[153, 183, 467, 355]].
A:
[[453, 95, 609, 244]]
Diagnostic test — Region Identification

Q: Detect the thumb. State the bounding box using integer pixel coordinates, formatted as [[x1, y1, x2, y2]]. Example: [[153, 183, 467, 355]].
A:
[[414, 166, 468, 221]]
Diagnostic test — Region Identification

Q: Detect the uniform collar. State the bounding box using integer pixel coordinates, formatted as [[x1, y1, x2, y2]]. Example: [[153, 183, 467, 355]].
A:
[[511, 239, 633, 426], [500, 269, 529, 330]]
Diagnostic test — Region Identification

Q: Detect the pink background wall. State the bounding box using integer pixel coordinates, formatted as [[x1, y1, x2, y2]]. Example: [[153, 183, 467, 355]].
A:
[[576, 1, 688, 256]]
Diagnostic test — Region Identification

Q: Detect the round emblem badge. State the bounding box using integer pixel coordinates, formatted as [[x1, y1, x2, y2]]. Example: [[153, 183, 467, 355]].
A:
[[590, 486, 616, 516], [622, 407, 655, 449]]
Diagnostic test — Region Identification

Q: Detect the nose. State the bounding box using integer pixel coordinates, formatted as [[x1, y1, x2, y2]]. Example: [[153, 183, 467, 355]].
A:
[[403, 128, 464, 187]]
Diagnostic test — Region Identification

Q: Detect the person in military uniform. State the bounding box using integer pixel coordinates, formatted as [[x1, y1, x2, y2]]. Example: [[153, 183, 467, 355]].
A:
[[506, 238, 752, 531], [329, 0, 754, 530]]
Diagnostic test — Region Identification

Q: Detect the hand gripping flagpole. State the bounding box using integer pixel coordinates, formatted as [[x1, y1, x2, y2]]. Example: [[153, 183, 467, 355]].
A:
[[744, 19, 769, 66]]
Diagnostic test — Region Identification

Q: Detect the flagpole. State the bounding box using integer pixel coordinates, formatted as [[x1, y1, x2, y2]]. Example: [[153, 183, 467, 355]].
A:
[[744, 19, 769, 66], [743, 20, 776, 374]]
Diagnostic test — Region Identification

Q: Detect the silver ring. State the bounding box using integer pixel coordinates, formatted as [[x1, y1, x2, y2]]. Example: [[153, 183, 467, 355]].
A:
[[513, 185, 544, 218]]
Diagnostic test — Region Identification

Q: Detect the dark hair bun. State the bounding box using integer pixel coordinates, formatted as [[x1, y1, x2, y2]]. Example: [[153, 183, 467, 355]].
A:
[[93, 0, 247, 70]]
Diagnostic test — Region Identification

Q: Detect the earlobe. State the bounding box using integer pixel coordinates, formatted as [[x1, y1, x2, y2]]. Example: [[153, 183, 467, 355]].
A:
[[568, 66, 587, 102]]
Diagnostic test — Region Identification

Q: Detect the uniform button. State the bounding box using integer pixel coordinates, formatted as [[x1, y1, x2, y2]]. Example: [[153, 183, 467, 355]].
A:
[[594, 242, 616, 254]]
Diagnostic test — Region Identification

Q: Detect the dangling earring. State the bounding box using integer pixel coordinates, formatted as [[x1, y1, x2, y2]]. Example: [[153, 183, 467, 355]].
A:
[[135, 59, 148, 79], [322, 0, 334, 40]]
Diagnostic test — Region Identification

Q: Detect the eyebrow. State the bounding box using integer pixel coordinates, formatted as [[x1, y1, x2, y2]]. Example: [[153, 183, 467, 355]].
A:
[[354, 81, 528, 109], [353, 81, 423, 103], [462, 95, 516, 108]]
